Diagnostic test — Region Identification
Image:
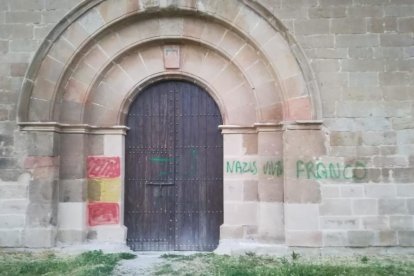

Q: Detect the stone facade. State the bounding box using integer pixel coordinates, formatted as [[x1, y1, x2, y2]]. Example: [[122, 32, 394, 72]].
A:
[[0, 0, 413, 252]]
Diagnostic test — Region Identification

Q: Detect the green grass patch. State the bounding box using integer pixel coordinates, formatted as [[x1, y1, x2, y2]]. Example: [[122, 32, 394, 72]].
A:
[[154, 253, 414, 276], [0, 250, 136, 276]]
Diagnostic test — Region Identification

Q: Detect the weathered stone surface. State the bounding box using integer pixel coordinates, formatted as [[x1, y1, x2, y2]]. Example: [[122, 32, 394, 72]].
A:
[[398, 231, 414, 246], [26, 203, 57, 227], [323, 230, 347, 246], [372, 231, 398, 246], [285, 204, 319, 230], [390, 216, 414, 230], [27, 132, 60, 156], [23, 227, 56, 248], [348, 231, 374, 247], [321, 217, 359, 230], [353, 199, 378, 215], [286, 230, 322, 247], [0, 214, 25, 228], [378, 198, 408, 215], [0, 229, 22, 247], [320, 199, 352, 216], [57, 229, 87, 244]]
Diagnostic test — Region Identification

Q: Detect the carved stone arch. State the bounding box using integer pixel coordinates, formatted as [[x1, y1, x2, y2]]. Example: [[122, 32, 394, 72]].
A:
[[17, 0, 324, 249], [18, 0, 322, 126]]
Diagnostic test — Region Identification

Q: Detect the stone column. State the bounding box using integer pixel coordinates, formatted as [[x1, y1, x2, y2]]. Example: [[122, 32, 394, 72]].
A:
[[219, 126, 259, 244], [23, 131, 60, 247], [256, 124, 285, 243], [87, 134, 127, 243], [283, 121, 326, 247], [57, 133, 88, 244]]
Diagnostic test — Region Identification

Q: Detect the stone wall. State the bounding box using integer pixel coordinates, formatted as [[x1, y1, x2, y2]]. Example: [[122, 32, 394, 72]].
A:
[[0, 0, 413, 249], [262, 0, 414, 248], [0, 0, 83, 247]]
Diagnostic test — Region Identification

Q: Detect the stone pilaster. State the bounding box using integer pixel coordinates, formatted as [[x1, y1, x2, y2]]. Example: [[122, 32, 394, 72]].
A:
[[23, 131, 60, 247], [256, 124, 285, 243], [283, 121, 326, 247]]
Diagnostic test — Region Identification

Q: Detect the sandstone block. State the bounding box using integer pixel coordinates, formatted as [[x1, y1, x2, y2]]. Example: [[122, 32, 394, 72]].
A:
[[308, 6, 346, 18], [379, 198, 407, 215], [331, 18, 366, 34], [369, 17, 397, 33], [349, 48, 373, 58], [244, 180, 258, 201], [0, 229, 22, 247], [321, 185, 340, 198], [27, 132, 60, 156], [294, 19, 329, 35], [341, 59, 384, 72], [257, 202, 284, 242], [258, 180, 283, 202], [323, 230, 347, 246], [220, 224, 243, 239], [58, 202, 87, 230], [0, 182, 27, 199], [336, 34, 379, 47], [390, 216, 414, 230], [10, 0, 44, 10], [297, 35, 334, 48], [223, 134, 243, 156], [0, 214, 25, 228], [321, 217, 359, 230], [362, 216, 389, 230], [285, 178, 321, 203], [223, 180, 243, 201], [0, 199, 28, 214], [365, 184, 396, 198], [26, 202, 56, 227], [330, 132, 361, 146], [224, 202, 257, 225], [286, 230, 322, 247], [348, 230, 374, 247], [320, 199, 352, 215], [372, 231, 398, 246], [285, 204, 319, 230], [397, 185, 414, 197], [381, 34, 413, 47], [341, 185, 364, 198], [57, 229, 87, 244], [398, 231, 414, 246], [407, 199, 414, 214], [23, 227, 56, 247], [92, 225, 127, 243], [353, 199, 377, 215], [29, 179, 56, 203], [59, 179, 87, 202]]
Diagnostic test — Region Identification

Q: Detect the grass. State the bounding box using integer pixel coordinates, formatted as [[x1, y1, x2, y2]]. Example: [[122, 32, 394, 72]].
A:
[[155, 252, 414, 276], [0, 250, 135, 276]]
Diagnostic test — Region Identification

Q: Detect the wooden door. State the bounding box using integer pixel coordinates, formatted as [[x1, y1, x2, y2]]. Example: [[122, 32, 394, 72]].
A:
[[125, 81, 223, 251]]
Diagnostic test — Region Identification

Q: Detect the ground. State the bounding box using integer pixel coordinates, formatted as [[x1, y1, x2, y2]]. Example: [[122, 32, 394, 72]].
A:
[[1, 244, 414, 276]]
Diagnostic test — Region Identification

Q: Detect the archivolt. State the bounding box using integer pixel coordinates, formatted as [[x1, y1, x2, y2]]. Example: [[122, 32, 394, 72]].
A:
[[17, 0, 321, 128]]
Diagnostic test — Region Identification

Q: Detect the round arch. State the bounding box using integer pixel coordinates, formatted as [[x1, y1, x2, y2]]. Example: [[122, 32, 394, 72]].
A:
[[18, 0, 322, 127]]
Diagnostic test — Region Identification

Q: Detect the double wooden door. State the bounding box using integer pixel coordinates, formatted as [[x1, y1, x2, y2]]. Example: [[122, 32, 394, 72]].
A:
[[125, 81, 223, 251]]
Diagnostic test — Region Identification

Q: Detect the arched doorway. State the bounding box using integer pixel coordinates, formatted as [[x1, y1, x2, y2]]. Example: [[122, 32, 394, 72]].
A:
[[125, 81, 223, 251]]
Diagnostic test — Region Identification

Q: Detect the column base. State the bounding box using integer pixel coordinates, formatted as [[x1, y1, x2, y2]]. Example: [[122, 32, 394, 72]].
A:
[[88, 225, 127, 243]]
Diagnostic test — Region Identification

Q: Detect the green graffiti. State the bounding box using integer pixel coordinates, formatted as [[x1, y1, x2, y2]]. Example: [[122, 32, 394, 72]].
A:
[[226, 161, 258, 175], [263, 161, 283, 177], [149, 157, 175, 163], [296, 160, 367, 180]]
